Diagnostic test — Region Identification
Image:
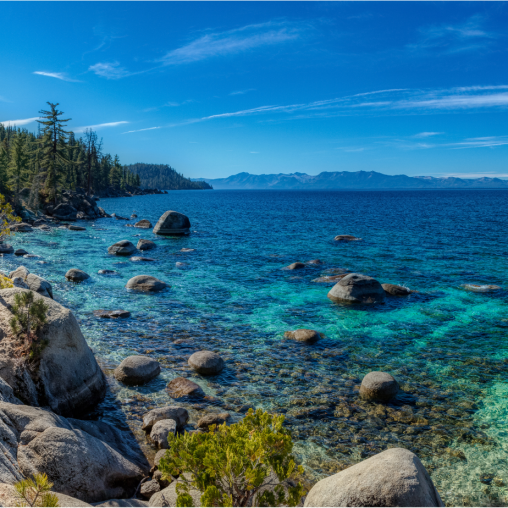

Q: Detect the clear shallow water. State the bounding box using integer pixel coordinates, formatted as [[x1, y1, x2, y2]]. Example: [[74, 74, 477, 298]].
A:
[[2, 189, 508, 506]]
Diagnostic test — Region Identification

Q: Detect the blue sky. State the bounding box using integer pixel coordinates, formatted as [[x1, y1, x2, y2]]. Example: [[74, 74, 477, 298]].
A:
[[1, 2, 508, 179]]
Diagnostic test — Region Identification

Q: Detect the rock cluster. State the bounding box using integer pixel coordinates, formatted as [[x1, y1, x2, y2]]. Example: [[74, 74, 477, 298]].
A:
[[44, 190, 106, 221]]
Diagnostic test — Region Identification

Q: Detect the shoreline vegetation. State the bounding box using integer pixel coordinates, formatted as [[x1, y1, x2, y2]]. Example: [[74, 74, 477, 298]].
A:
[[0, 201, 447, 507]]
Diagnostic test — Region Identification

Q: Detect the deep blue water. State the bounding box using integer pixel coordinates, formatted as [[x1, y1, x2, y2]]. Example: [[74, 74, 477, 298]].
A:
[[2, 189, 508, 506]]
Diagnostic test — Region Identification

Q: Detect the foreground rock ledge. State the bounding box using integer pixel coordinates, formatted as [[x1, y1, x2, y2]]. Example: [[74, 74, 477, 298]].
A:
[[328, 273, 385, 304], [0, 288, 106, 416], [153, 211, 191, 235], [304, 448, 444, 507]]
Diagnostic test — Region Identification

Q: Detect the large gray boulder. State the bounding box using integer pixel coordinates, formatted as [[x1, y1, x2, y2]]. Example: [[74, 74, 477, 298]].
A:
[[8, 267, 53, 299], [0, 288, 106, 416], [126, 275, 167, 292], [134, 220, 153, 229], [153, 211, 191, 235], [108, 241, 137, 256], [137, 239, 156, 251], [304, 448, 444, 507], [188, 351, 225, 375], [142, 406, 189, 432], [328, 273, 385, 304], [284, 329, 320, 344], [150, 419, 176, 449], [65, 268, 90, 282], [0, 402, 149, 503], [9, 266, 29, 280], [114, 356, 161, 386], [359, 371, 399, 402]]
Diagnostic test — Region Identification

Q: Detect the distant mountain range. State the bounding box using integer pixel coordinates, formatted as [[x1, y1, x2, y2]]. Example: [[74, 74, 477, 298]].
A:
[[192, 171, 508, 190]]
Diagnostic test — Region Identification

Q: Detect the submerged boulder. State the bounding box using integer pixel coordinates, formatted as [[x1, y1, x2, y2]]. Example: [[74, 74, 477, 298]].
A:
[[0, 244, 14, 254], [0, 288, 106, 416], [284, 329, 320, 344], [65, 268, 90, 282], [188, 351, 225, 375], [153, 211, 191, 235], [134, 220, 153, 229], [114, 356, 161, 386], [304, 448, 443, 507], [328, 273, 385, 304], [94, 309, 131, 319], [166, 377, 204, 398], [14, 248, 28, 256], [137, 239, 156, 251], [359, 371, 399, 402], [125, 275, 167, 292], [334, 234, 361, 241], [382, 283, 413, 296], [0, 402, 149, 503], [108, 240, 137, 256], [284, 262, 306, 270]]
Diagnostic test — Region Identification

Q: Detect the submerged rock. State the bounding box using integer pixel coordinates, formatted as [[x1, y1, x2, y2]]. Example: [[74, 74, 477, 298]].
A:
[[98, 269, 118, 275], [462, 284, 501, 293], [134, 219, 153, 229], [304, 448, 444, 507], [0, 288, 106, 416], [180, 248, 195, 253], [284, 329, 320, 344], [126, 275, 167, 292], [68, 225, 86, 231], [10, 222, 33, 232], [142, 406, 189, 432], [153, 211, 191, 235], [382, 283, 413, 296], [0, 402, 149, 503], [359, 371, 399, 402], [137, 239, 156, 251], [130, 256, 155, 262], [150, 419, 176, 449], [334, 234, 361, 241], [65, 268, 90, 282], [0, 244, 14, 254], [167, 377, 204, 398], [328, 273, 385, 304], [94, 309, 131, 319], [14, 248, 28, 256], [312, 274, 347, 284], [114, 356, 161, 386], [284, 262, 306, 270], [307, 259, 323, 264], [108, 240, 137, 256], [188, 351, 225, 375]]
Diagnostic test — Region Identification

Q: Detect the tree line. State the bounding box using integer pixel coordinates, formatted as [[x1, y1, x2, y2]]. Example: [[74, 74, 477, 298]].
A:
[[0, 102, 141, 208], [125, 163, 212, 190]]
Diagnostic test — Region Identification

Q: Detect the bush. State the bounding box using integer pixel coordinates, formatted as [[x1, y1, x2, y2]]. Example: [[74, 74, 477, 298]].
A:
[[0, 274, 13, 289], [0, 192, 20, 238], [158, 408, 306, 507], [14, 473, 59, 507], [9, 290, 49, 358]]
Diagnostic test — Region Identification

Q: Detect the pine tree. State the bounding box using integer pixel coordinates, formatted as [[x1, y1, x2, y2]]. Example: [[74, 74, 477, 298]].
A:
[[37, 103, 72, 204], [0, 142, 9, 195], [109, 155, 122, 188], [8, 133, 29, 204]]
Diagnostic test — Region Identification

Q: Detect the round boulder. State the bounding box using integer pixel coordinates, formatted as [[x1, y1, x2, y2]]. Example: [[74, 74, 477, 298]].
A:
[[285, 262, 306, 270], [108, 240, 137, 256], [153, 211, 191, 235], [137, 239, 156, 251], [140, 480, 160, 499], [114, 356, 161, 386], [150, 419, 176, 449], [125, 275, 167, 292], [359, 371, 399, 402], [188, 351, 225, 375], [65, 269, 90, 282], [328, 273, 385, 304], [14, 249, 28, 256], [334, 234, 361, 241], [134, 219, 152, 229], [0, 244, 14, 254], [284, 329, 320, 344], [382, 283, 413, 296], [142, 406, 189, 432]]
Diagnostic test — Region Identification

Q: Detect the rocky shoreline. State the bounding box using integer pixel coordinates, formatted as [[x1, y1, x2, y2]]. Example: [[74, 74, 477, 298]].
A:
[[0, 208, 448, 506]]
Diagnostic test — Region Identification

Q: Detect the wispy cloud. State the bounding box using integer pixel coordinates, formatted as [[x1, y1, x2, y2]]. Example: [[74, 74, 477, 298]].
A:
[[158, 21, 301, 66], [33, 71, 81, 82], [230, 89, 256, 96], [123, 126, 160, 134], [250, 151, 259, 154], [449, 136, 508, 149], [0, 117, 40, 127], [142, 100, 192, 113], [0, 96, 11, 103], [408, 15, 497, 55], [73, 121, 128, 133], [413, 132, 444, 138], [88, 62, 133, 80]]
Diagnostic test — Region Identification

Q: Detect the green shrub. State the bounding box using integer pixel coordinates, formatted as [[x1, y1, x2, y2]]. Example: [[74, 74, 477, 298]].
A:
[[9, 290, 49, 358], [159, 408, 306, 507], [14, 473, 59, 507]]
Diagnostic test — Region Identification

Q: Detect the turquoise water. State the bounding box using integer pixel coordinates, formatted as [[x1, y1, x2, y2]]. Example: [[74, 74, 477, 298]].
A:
[[2, 189, 508, 505]]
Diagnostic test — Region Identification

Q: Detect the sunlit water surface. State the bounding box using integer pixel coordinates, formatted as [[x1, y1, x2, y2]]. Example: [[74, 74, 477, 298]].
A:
[[2, 189, 508, 506]]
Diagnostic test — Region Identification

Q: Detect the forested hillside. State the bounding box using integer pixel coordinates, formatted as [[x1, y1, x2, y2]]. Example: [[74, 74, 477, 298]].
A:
[[126, 163, 212, 190], [0, 102, 140, 207]]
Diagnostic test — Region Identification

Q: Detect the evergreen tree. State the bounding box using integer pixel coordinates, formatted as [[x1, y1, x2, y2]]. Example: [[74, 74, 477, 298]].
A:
[[8, 133, 29, 204], [37, 103, 72, 204], [0, 142, 9, 195]]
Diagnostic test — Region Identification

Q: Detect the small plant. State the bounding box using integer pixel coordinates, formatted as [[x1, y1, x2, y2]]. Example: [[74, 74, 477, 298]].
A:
[[159, 408, 306, 507], [0, 192, 21, 238], [0, 274, 13, 289], [14, 473, 59, 507], [9, 290, 49, 358]]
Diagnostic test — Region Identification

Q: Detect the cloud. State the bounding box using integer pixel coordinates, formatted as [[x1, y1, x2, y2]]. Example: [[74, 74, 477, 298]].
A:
[[73, 121, 128, 133], [413, 132, 444, 138], [33, 71, 81, 82], [158, 21, 301, 66], [448, 136, 508, 149], [408, 15, 497, 55], [88, 62, 132, 80], [142, 100, 191, 113], [0, 117, 40, 127], [230, 89, 256, 96], [0, 96, 11, 103], [123, 126, 160, 134], [250, 151, 259, 154]]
